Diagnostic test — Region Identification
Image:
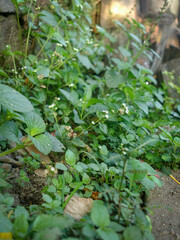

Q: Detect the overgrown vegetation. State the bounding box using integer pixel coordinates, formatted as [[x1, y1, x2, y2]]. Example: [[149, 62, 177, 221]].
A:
[[0, 0, 179, 239]]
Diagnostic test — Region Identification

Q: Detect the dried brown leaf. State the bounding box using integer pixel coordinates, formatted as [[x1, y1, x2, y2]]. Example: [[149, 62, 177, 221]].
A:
[[64, 195, 93, 220]]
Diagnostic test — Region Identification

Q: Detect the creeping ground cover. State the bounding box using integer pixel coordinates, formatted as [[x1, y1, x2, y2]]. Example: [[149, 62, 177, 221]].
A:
[[0, 0, 180, 239]]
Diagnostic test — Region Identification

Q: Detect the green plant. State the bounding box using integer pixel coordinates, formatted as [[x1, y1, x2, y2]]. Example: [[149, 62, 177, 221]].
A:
[[0, 0, 179, 239]]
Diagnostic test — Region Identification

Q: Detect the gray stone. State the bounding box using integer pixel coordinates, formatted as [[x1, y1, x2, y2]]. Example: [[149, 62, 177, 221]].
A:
[[0, 0, 15, 13], [0, 15, 22, 66]]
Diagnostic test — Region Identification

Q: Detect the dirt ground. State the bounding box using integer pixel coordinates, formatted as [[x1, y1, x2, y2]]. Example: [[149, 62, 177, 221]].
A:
[[148, 169, 180, 240]]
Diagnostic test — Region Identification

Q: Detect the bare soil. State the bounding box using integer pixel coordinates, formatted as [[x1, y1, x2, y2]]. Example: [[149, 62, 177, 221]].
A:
[[148, 170, 180, 240]]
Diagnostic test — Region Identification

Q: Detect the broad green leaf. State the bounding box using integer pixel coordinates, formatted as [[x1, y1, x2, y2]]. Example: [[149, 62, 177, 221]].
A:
[[77, 53, 93, 69], [55, 163, 67, 171], [100, 145, 108, 156], [91, 200, 110, 228], [13, 214, 28, 239], [32, 214, 73, 231], [134, 101, 148, 115], [0, 214, 12, 232], [150, 176, 163, 187], [37, 67, 50, 77], [105, 70, 123, 88], [0, 121, 20, 144], [33, 228, 61, 240], [45, 133, 65, 152], [97, 228, 119, 240], [24, 112, 46, 136], [126, 159, 147, 181], [123, 226, 143, 240], [65, 149, 77, 166], [129, 33, 141, 44], [39, 10, 59, 27], [140, 177, 155, 191], [0, 84, 33, 112], [29, 134, 52, 155], [60, 89, 79, 106]]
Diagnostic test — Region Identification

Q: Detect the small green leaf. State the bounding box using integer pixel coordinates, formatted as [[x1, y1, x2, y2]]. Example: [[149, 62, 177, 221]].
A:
[[73, 109, 85, 124], [71, 137, 86, 147], [0, 84, 33, 112], [119, 46, 131, 57], [55, 163, 67, 171], [174, 137, 180, 146], [64, 171, 73, 184], [91, 200, 110, 228], [42, 193, 52, 203], [99, 123, 108, 134], [39, 10, 59, 26], [77, 53, 93, 69], [29, 134, 52, 155], [100, 145, 108, 156], [97, 228, 119, 240], [159, 127, 173, 141], [82, 173, 91, 184], [24, 112, 46, 136], [134, 101, 148, 115], [65, 149, 77, 166]]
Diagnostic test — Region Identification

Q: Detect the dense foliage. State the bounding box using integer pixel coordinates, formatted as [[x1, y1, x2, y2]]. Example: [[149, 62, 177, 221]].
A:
[[0, 0, 179, 239]]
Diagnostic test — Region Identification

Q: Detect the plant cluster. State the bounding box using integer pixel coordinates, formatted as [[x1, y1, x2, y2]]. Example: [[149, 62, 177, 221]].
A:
[[0, 0, 179, 239]]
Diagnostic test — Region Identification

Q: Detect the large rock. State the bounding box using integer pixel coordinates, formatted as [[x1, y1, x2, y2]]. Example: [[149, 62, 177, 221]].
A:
[[0, 0, 15, 13], [161, 58, 180, 99], [0, 15, 21, 66]]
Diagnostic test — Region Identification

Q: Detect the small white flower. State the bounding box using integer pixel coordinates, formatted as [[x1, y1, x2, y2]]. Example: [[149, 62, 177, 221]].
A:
[[122, 103, 127, 108], [125, 109, 129, 114], [111, 110, 115, 113], [103, 110, 108, 113], [69, 83, 74, 87], [49, 103, 55, 109], [65, 41, 69, 44], [44, 59, 48, 62], [105, 114, 109, 119], [33, 69, 37, 73], [80, 99, 82, 102], [119, 108, 124, 115], [12, 69, 14, 72], [57, 43, 62, 47], [55, 97, 60, 100], [122, 151, 127, 155], [73, 48, 79, 52], [51, 167, 55, 172], [146, 82, 149, 85], [91, 121, 95, 125]]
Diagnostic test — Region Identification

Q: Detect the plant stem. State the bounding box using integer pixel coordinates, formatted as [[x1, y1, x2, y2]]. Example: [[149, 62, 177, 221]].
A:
[[62, 181, 84, 209], [0, 143, 33, 157]]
